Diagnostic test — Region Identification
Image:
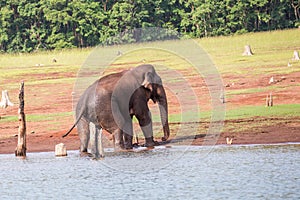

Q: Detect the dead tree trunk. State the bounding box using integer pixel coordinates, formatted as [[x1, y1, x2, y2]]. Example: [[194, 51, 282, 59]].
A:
[[15, 82, 26, 157]]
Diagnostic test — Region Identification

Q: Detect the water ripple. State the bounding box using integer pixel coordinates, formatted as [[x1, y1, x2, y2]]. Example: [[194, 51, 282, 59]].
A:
[[0, 144, 299, 199]]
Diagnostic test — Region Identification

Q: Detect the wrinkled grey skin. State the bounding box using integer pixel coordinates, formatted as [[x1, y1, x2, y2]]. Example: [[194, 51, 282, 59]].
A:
[[63, 65, 170, 153]]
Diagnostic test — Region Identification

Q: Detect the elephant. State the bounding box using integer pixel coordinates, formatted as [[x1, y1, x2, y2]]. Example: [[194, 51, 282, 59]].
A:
[[62, 64, 170, 155]]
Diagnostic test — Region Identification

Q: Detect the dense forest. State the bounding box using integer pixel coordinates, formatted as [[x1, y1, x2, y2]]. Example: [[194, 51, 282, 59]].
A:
[[0, 0, 299, 52]]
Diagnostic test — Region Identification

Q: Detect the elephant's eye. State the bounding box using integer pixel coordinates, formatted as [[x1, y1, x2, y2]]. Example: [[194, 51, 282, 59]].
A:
[[156, 87, 162, 96]]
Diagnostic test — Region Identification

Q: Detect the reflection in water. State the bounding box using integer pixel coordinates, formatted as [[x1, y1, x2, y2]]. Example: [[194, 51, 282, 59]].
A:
[[0, 144, 299, 199]]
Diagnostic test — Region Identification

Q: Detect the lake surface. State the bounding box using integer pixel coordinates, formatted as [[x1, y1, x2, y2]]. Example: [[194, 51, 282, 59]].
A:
[[0, 144, 299, 199]]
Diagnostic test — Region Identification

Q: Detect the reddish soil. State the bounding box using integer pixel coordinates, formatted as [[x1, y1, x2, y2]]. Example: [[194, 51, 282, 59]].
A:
[[0, 68, 300, 154]]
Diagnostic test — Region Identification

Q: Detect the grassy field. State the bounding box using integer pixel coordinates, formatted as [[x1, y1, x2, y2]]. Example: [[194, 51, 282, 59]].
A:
[[0, 29, 300, 136], [199, 29, 300, 75]]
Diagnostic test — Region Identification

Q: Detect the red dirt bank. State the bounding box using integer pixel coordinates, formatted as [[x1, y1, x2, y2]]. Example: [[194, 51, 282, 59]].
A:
[[0, 70, 300, 154]]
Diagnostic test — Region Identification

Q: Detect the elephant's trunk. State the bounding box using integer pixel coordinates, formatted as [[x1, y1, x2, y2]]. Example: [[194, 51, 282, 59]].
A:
[[158, 87, 170, 141]]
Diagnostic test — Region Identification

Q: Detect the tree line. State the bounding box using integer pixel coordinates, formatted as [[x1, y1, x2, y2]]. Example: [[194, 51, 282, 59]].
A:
[[0, 0, 299, 52]]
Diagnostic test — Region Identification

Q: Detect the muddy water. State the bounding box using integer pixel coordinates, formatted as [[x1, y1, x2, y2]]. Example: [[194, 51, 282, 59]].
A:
[[1, 144, 299, 199]]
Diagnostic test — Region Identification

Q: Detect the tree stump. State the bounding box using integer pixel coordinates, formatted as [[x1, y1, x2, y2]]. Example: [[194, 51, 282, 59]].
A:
[[15, 82, 27, 157], [269, 93, 273, 107], [293, 50, 300, 60], [266, 93, 273, 107], [0, 90, 14, 108], [242, 45, 253, 56], [265, 95, 269, 107], [55, 143, 67, 156]]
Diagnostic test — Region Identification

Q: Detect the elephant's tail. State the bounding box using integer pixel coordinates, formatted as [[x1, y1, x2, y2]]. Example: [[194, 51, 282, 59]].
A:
[[62, 110, 84, 138], [62, 123, 77, 138]]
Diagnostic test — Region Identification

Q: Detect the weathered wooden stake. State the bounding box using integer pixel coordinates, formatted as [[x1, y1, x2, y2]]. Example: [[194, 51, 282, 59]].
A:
[[15, 81, 27, 157], [265, 93, 273, 107], [269, 93, 273, 107], [265, 95, 269, 107]]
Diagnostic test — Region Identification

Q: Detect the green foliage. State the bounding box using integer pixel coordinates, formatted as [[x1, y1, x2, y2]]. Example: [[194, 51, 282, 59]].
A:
[[0, 0, 298, 52]]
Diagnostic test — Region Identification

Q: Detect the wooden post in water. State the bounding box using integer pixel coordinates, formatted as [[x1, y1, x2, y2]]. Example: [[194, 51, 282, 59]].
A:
[[15, 81, 27, 157]]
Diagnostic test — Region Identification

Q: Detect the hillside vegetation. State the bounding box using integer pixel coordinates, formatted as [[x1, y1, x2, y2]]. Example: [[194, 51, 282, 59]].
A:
[[0, 0, 299, 52]]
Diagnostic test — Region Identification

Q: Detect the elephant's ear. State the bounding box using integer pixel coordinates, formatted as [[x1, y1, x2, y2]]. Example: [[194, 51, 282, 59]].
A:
[[142, 72, 153, 91]]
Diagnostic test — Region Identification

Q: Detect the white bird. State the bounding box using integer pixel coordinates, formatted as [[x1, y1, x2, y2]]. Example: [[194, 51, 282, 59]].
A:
[[269, 76, 274, 84], [226, 137, 233, 145]]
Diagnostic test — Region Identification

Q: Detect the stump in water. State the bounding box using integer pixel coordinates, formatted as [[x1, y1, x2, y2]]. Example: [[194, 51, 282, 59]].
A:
[[293, 50, 300, 61], [55, 143, 67, 156], [15, 82, 26, 157], [242, 45, 253, 56]]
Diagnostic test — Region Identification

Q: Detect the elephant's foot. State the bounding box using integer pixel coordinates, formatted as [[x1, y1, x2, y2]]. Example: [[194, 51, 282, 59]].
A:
[[124, 143, 133, 150], [123, 134, 133, 149], [144, 137, 159, 147], [114, 144, 124, 152], [80, 151, 93, 157], [132, 143, 140, 148]]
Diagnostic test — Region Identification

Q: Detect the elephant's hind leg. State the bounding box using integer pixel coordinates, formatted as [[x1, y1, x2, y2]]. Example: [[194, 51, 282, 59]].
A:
[[77, 118, 90, 153], [113, 128, 125, 151]]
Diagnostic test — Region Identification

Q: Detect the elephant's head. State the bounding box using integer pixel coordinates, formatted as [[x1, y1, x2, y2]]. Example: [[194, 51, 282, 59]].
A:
[[112, 64, 170, 142], [140, 65, 170, 141]]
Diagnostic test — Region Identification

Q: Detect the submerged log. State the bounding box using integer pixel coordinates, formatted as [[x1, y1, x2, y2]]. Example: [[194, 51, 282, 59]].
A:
[[15, 82, 27, 157]]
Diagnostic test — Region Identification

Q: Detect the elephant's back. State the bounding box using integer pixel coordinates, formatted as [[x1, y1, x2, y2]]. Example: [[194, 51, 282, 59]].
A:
[[97, 70, 128, 90]]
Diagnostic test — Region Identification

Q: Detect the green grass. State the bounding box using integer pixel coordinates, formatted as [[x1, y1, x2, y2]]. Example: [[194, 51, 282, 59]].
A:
[[0, 49, 88, 90], [225, 104, 300, 120], [198, 29, 300, 75], [0, 48, 90, 69], [226, 83, 300, 98], [0, 112, 73, 123]]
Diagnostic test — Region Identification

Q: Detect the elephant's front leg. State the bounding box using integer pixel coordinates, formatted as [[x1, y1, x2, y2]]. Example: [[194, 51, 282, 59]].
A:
[[122, 120, 133, 149], [136, 110, 158, 147]]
